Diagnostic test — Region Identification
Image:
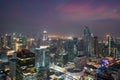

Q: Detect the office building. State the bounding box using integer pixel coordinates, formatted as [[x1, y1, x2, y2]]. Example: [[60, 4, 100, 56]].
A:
[[64, 40, 74, 61], [16, 49, 36, 80], [93, 36, 99, 57], [0, 61, 6, 80], [74, 55, 87, 71], [10, 52, 16, 80], [35, 46, 50, 79], [83, 26, 92, 57]]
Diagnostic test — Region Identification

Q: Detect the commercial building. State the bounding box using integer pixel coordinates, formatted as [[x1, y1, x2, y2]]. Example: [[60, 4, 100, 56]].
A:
[[16, 49, 36, 80], [0, 61, 6, 80], [35, 46, 50, 79], [83, 26, 92, 57], [74, 55, 87, 71]]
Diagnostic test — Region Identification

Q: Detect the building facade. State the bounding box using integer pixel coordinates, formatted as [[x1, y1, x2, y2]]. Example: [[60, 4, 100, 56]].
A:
[[16, 49, 36, 80]]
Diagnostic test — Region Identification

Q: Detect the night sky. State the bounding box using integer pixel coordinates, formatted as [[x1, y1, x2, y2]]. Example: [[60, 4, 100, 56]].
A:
[[0, 0, 120, 37]]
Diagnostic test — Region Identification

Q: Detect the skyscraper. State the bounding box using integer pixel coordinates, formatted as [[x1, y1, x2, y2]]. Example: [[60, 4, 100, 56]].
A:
[[106, 35, 118, 58], [42, 30, 48, 46], [35, 46, 50, 71], [10, 52, 16, 80], [106, 34, 112, 56], [0, 35, 4, 49], [74, 55, 87, 71], [0, 61, 6, 80], [64, 39, 74, 61], [83, 26, 92, 57], [16, 49, 36, 80], [93, 36, 99, 57], [35, 46, 50, 79]]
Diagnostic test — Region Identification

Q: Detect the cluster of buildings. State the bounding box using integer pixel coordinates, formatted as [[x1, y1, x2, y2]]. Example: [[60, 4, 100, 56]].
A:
[[0, 27, 120, 80]]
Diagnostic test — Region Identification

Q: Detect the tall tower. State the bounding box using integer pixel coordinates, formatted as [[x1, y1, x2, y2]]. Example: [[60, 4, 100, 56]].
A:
[[35, 47, 49, 70], [83, 26, 91, 57], [106, 34, 111, 56], [42, 30, 48, 45], [93, 36, 98, 57], [106, 35, 117, 58], [34, 30, 50, 79], [35, 46, 50, 79], [10, 52, 16, 80]]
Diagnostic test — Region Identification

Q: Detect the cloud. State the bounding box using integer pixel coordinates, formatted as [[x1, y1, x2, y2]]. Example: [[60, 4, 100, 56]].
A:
[[98, 9, 120, 19], [56, 0, 120, 21]]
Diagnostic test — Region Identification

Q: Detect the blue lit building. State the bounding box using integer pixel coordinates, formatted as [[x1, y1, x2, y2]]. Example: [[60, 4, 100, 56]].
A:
[[0, 51, 8, 63], [35, 46, 50, 79]]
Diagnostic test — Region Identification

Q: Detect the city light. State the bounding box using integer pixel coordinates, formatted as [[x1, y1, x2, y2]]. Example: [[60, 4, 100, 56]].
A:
[[0, 0, 120, 80]]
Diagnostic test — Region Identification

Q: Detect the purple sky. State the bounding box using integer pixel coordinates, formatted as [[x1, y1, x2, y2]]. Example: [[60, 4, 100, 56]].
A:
[[0, 0, 120, 37]]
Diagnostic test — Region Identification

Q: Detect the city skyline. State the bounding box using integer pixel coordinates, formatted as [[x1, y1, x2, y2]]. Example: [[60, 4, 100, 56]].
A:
[[0, 0, 120, 37]]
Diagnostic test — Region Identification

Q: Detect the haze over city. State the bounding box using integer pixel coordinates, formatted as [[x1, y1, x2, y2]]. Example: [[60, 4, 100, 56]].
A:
[[0, 0, 120, 37], [1, 1, 120, 80]]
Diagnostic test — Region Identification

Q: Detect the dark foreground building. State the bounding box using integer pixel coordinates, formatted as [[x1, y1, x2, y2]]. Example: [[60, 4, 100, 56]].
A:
[[16, 49, 36, 80]]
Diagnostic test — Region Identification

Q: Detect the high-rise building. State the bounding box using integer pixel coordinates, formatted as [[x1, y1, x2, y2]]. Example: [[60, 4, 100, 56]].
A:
[[0, 51, 8, 63], [76, 39, 84, 55], [64, 40, 74, 61], [10, 52, 16, 80], [114, 38, 120, 59], [93, 36, 98, 57], [0, 35, 4, 49], [5, 34, 12, 48], [74, 55, 87, 71], [0, 61, 6, 80], [89, 36, 99, 57], [35, 46, 50, 79], [10, 58, 16, 80], [16, 49, 36, 80], [60, 52, 68, 66], [83, 26, 92, 57], [106, 34, 112, 56], [43, 30, 48, 41], [42, 30, 48, 46], [106, 35, 117, 58]]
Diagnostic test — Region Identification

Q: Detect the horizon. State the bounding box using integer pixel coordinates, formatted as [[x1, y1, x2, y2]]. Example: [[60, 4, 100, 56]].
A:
[[1, 0, 120, 37]]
